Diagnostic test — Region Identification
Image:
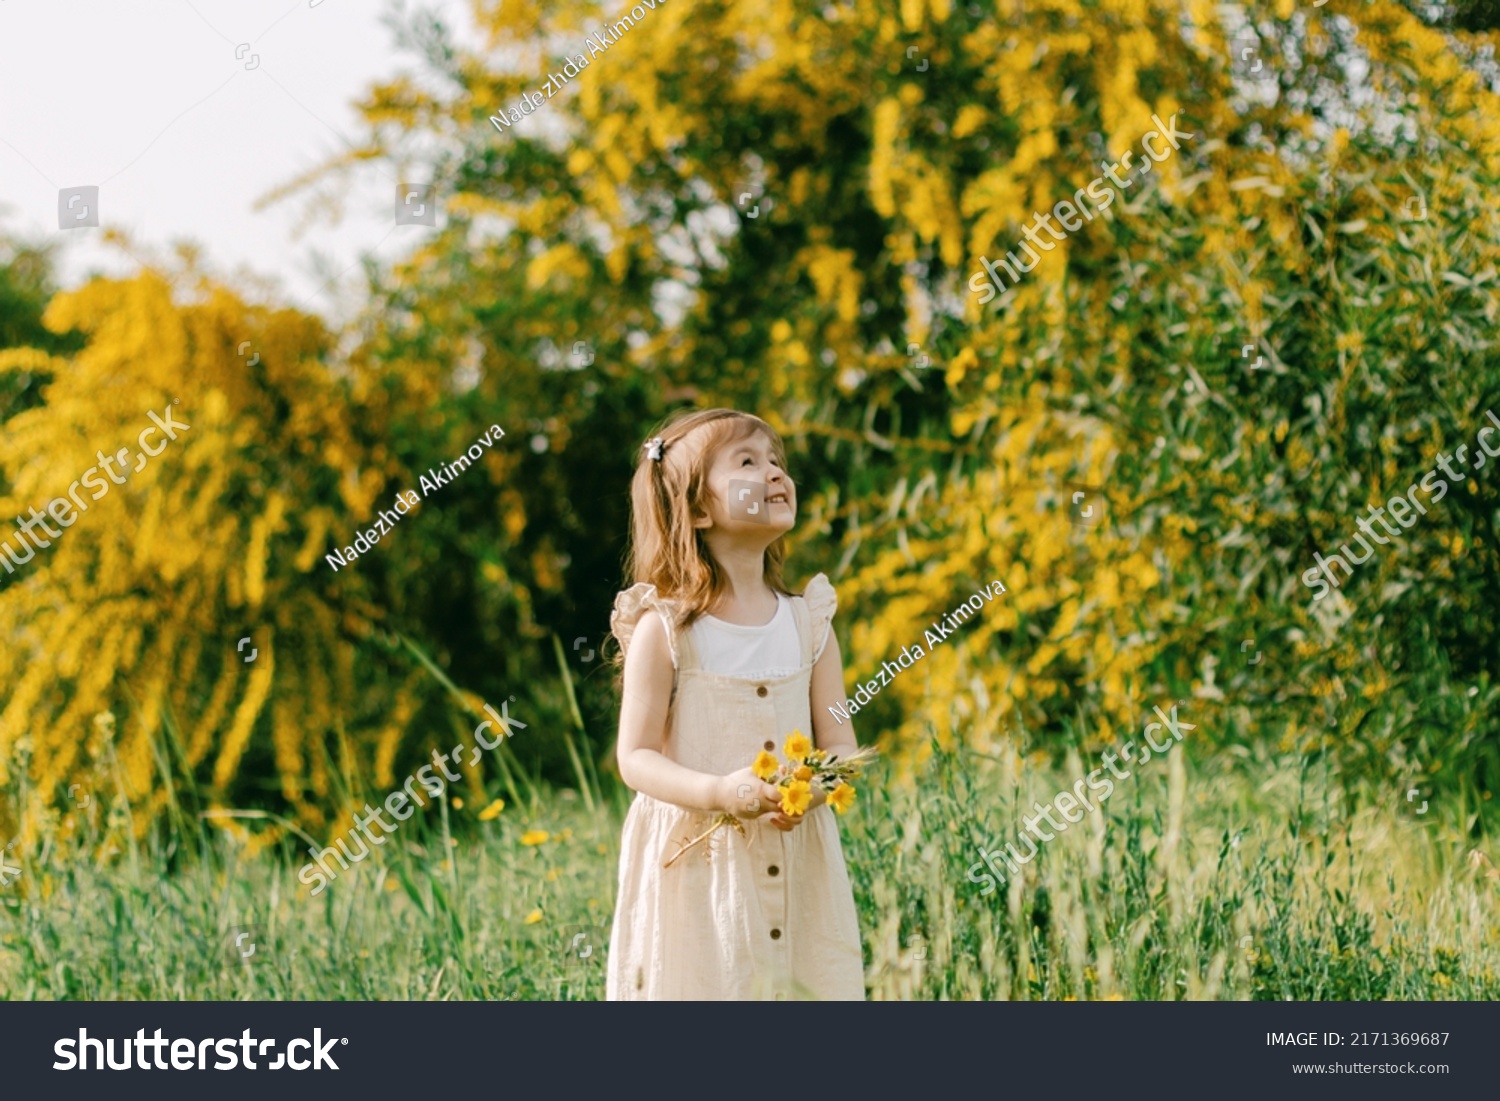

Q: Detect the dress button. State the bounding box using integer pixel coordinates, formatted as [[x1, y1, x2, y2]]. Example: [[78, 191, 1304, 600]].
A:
[[764, 740, 774, 751], [768, 865, 779, 876], [756, 685, 768, 697], [770, 928, 782, 940]]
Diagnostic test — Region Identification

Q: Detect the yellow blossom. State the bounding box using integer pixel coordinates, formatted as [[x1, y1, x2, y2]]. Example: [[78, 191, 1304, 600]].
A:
[[753, 750, 780, 780], [780, 779, 812, 816], [524, 909, 543, 924], [827, 783, 856, 814], [520, 829, 549, 846], [793, 764, 813, 782], [783, 730, 813, 762], [478, 798, 506, 821]]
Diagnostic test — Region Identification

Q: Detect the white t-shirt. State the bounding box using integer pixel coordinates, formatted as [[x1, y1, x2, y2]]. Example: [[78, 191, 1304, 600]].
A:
[[688, 593, 801, 680]]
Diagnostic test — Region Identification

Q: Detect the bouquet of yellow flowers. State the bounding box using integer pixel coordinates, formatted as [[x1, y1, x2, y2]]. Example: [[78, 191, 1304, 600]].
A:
[[663, 731, 877, 869]]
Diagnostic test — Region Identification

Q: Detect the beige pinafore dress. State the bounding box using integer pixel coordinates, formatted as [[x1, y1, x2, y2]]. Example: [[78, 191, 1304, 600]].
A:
[[605, 574, 865, 1000]]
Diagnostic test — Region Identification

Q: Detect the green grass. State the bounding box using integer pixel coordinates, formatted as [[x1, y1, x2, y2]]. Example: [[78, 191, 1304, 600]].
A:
[[3, 733, 1497, 1000]]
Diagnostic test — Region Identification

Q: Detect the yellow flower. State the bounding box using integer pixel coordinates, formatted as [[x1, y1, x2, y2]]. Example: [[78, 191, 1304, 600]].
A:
[[752, 750, 780, 780], [780, 779, 812, 816], [783, 730, 813, 762], [451, 796, 464, 809], [827, 782, 856, 814], [520, 829, 550, 846], [478, 798, 506, 821], [524, 909, 543, 924], [793, 764, 813, 782]]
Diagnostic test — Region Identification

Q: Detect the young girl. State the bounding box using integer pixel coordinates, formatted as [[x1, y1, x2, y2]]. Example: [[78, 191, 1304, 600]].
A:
[[605, 408, 865, 1001]]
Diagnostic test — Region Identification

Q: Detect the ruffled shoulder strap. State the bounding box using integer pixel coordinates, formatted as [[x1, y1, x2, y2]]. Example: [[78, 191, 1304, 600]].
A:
[[800, 573, 838, 663], [610, 583, 681, 669]]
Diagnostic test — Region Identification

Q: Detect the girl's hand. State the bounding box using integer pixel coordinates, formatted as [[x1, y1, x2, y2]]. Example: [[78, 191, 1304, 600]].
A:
[[718, 768, 782, 821], [768, 782, 828, 831]]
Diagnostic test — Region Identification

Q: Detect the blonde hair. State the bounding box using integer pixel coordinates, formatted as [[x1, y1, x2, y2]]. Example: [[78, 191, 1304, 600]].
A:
[[622, 408, 793, 633]]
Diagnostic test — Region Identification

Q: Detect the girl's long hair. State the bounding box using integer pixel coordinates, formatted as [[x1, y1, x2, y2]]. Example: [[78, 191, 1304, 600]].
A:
[[621, 408, 794, 639]]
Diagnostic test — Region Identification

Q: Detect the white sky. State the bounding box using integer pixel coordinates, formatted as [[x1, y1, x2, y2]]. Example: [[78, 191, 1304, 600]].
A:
[[0, 0, 487, 322]]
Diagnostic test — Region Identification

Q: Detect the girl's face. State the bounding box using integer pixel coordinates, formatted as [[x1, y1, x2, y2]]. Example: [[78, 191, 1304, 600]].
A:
[[691, 427, 796, 538]]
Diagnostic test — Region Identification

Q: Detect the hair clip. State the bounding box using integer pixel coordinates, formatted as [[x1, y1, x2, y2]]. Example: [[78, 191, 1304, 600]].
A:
[[645, 437, 666, 462]]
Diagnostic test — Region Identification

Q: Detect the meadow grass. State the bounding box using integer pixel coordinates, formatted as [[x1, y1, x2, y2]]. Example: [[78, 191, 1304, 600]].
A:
[[2, 730, 1496, 1000]]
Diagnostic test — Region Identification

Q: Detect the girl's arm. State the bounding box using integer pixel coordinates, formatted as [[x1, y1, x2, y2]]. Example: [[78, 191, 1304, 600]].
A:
[[616, 609, 777, 816], [810, 627, 859, 760]]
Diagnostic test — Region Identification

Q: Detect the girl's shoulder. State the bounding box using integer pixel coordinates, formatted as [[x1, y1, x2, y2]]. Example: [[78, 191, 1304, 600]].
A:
[[799, 572, 837, 620], [611, 583, 682, 667], [798, 573, 838, 661]]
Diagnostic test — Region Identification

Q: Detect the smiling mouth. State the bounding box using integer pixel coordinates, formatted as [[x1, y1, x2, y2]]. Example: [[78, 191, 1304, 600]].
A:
[[765, 493, 790, 505]]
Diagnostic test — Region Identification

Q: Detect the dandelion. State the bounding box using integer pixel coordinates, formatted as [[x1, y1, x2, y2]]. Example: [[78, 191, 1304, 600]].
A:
[[793, 764, 813, 782], [520, 829, 549, 846], [783, 730, 813, 762], [478, 798, 506, 821], [524, 909, 543, 924], [451, 797, 464, 809]]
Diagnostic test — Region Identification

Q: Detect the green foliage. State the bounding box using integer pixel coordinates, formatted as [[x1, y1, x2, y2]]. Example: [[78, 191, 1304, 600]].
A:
[[3, 0, 1499, 836], [3, 731, 1494, 1001]]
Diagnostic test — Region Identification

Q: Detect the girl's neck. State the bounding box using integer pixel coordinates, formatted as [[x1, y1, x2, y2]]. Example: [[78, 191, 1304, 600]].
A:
[[708, 543, 775, 619]]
